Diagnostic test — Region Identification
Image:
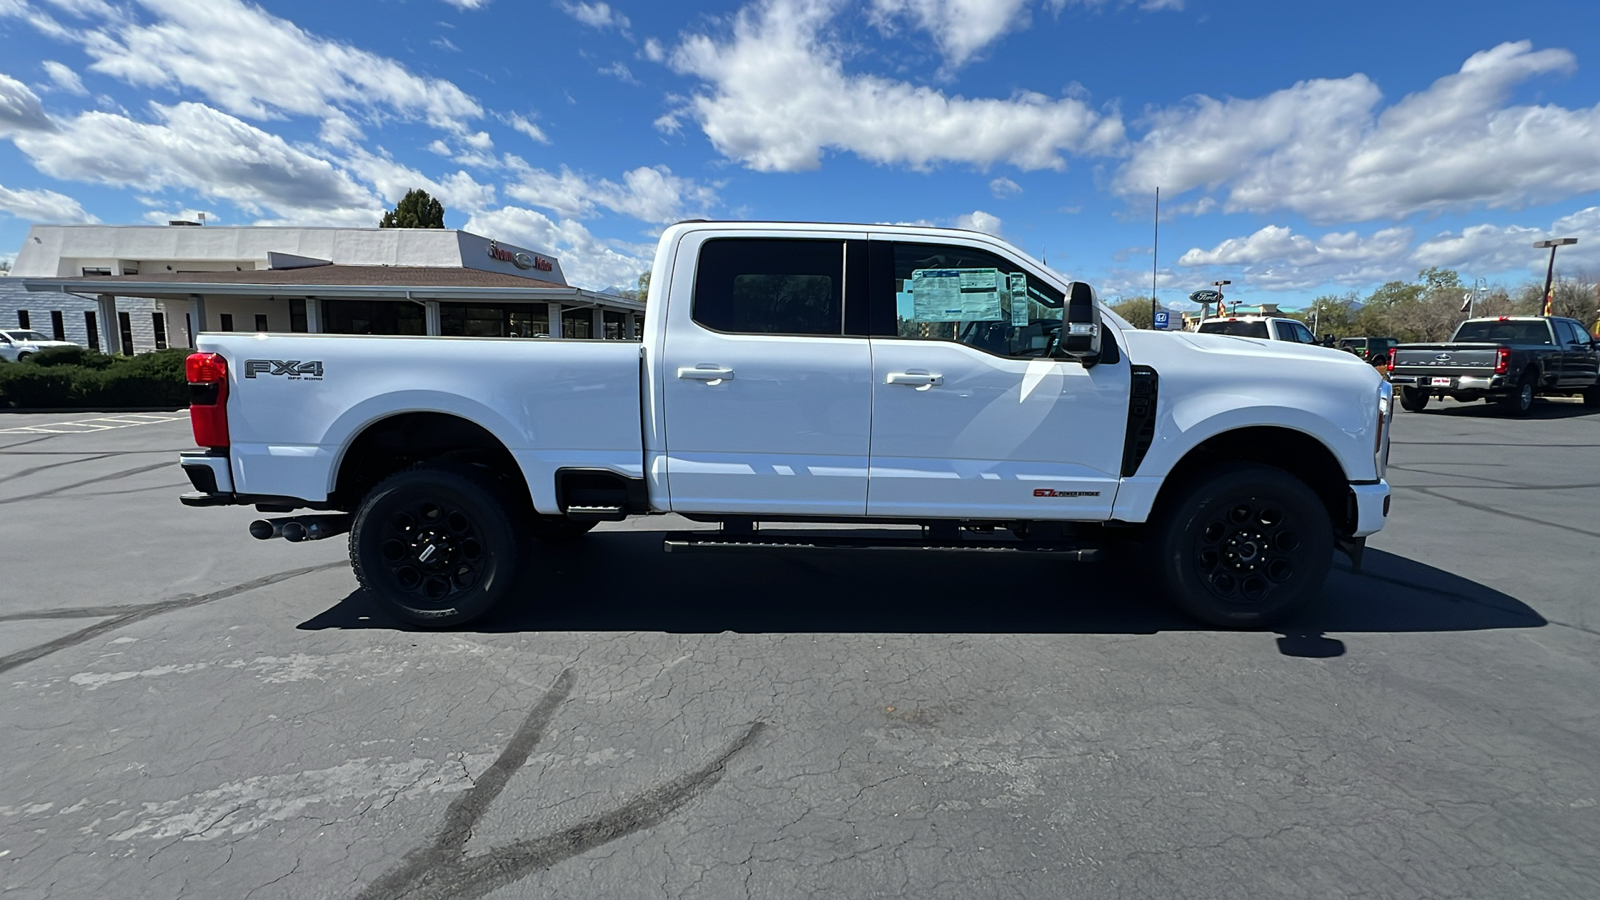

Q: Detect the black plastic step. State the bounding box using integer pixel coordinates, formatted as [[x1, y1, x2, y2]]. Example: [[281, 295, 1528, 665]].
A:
[[662, 530, 1103, 561], [565, 504, 628, 521]]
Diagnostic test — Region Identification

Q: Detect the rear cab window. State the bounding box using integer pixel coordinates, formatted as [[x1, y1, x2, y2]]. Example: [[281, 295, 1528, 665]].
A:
[[1453, 321, 1553, 344], [1199, 320, 1270, 339]]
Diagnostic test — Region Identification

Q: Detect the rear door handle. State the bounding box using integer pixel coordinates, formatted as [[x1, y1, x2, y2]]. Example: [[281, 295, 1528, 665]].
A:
[[885, 372, 943, 386], [678, 365, 735, 381]]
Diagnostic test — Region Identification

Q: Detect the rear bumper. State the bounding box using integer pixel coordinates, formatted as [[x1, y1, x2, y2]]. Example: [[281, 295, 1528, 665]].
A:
[[1350, 481, 1390, 538], [1390, 373, 1503, 391], [180, 450, 233, 494]]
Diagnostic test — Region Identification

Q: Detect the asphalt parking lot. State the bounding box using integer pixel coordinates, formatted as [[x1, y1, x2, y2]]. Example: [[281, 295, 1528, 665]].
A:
[[2, 400, 1598, 899]]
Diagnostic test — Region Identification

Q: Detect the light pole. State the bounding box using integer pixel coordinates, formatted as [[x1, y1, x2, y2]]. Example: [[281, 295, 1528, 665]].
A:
[[1534, 238, 1577, 316], [1211, 279, 1231, 319]]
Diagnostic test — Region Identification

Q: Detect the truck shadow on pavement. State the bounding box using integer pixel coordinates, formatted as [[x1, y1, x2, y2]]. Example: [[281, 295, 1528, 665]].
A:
[[300, 535, 1545, 659]]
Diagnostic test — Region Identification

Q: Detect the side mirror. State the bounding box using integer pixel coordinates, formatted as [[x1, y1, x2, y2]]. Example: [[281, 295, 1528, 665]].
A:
[[1056, 281, 1102, 368]]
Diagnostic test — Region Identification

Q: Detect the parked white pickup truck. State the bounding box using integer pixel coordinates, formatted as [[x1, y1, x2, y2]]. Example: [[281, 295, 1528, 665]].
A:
[[179, 221, 1391, 628]]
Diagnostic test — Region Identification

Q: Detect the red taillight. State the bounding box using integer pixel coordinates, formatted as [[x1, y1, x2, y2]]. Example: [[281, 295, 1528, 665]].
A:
[[186, 352, 229, 448], [1494, 347, 1510, 375], [1387, 347, 1396, 373]]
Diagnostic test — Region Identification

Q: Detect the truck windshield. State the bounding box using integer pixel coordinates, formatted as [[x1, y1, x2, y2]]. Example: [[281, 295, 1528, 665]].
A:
[[1198, 321, 1269, 339], [1452, 321, 1551, 344]]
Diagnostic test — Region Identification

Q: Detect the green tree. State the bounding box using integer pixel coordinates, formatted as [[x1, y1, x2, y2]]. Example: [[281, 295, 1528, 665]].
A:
[[379, 189, 445, 229], [1109, 297, 1154, 329]]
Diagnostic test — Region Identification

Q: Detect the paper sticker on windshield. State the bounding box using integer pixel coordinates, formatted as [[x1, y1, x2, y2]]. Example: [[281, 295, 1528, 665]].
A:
[[1009, 272, 1029, 327], [910, 268, 1003, 322]]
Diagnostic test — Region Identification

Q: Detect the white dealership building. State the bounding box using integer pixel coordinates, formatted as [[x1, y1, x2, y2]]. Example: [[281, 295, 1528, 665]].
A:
[[6, 224, 643, 354]]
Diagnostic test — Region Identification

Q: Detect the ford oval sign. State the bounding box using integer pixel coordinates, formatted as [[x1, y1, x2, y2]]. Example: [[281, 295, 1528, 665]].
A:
[[513, 252, 534, 270], [1190, 289, 1221, 304]]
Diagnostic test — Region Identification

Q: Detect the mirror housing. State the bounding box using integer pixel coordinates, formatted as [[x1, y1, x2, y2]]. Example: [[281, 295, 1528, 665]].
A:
[[1056, 281, 1103, 367]]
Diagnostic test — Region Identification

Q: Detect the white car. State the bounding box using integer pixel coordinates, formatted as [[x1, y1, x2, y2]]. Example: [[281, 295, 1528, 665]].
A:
[[177, 220, 1391, 630], [1196, 315, 1324, 345], [0, 330, 80, 362]]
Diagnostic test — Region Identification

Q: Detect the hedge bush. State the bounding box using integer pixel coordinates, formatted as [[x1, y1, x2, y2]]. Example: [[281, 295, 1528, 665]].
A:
[[0, 348, 189, 409]]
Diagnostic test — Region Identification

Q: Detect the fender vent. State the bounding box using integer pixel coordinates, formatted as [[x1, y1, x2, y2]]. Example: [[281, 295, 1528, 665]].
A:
[[1121, 365, 1159, 477]]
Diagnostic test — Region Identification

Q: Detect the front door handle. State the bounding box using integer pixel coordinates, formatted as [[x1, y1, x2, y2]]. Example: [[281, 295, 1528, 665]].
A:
[[678, 365, 735, 381], [885, 372, 943, 386]]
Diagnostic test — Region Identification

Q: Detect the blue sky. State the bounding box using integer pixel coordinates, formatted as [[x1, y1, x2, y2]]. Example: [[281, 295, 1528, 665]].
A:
[[2, 0, 1599, 307]]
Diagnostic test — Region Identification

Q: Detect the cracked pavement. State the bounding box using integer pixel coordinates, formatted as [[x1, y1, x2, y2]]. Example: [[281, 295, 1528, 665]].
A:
[[1, 403, 1597, 898]]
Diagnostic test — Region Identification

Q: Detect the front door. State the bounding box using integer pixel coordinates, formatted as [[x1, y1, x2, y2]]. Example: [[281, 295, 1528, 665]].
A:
[[866, 238, 1130, 520], [660, 235, 874, 516]]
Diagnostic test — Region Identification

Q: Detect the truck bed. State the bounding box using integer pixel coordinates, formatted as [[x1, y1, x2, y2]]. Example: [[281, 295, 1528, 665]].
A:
[[199, 333, 644, 512]]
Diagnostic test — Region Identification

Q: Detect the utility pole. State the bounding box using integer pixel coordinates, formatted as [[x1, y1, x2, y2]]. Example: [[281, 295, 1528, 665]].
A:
[[1151, 187, 1160, 329], [1211, 280, 1231, 320], [1534, 237, 1577, 316]]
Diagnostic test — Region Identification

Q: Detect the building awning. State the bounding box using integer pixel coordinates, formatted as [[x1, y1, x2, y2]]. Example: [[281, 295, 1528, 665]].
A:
[[21, 265, 644, 312]]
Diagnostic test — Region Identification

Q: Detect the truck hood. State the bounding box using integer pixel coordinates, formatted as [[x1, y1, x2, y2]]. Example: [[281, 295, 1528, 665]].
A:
[[1128, 328, 1372, 369]]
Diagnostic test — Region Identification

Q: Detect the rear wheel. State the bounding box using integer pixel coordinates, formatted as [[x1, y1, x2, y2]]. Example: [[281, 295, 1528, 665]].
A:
[[1584, 386, 1600, 408], [1399, 387, 1429, 412], [1152, 463, 1333, 628], [1499, 372, 1536, 416], [350, 462, 523, 628]]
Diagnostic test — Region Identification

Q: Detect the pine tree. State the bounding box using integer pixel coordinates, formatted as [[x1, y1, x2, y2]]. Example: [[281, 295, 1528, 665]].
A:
[[379, 189, 445, 229]]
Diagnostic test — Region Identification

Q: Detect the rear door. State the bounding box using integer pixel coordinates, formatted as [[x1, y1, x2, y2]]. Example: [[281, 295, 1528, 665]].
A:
[[1556, 319, 1598, 387], [659, 233, 874, 516], [864, 237, 1129, 520]]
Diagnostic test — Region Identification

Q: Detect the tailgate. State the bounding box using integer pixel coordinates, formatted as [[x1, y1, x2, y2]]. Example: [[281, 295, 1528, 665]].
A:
[[1390, 344, 1500, 374]]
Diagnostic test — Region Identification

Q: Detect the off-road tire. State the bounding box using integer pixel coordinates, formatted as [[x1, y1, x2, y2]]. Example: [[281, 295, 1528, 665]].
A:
[[1498, 371, 1536, 416], [1151, 462, 1333, 628], [1583, 386, 1600, 408], [350, 462, 523, 628], [1399, 387, 1429, 412]]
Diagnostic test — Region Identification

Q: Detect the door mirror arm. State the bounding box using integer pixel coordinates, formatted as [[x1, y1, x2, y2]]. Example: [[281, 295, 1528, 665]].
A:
[[1055, 282, 1103, 368]]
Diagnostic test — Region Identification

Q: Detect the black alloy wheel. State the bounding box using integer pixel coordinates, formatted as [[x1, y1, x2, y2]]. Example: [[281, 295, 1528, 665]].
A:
[[351, 463, 523, 628], [1153, 463, 1333, 628]]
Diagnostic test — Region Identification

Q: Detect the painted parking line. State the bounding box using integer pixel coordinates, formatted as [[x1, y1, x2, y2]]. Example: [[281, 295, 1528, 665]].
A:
[[0, 413, 189, 435]]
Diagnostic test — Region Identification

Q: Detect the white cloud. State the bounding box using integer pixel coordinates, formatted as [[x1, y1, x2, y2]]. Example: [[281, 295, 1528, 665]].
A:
[[505, 112, 550, 144], [667, 0, 1124, 173], [441, 0, 490, 9], [506, 162, 717, 224], [1176, 224, 1416, 291], [954, 210, 1003, 235], [868, 0, 1031, 69], [345, 150, 497, 214], [989, 176, 1021, 198], [642, 37, 666, 62], [12, 101, 381, 224], [599, 62, 638, 84], [1118, 42, 1600, 224], [40, 60, 87, 95], [0, 182, 99, 222], [139, 206, 217, 225], [58, 0, 483, 133], [465, 205, 651, 290], [0, 72, 56, 134], [558, 1, 630, 32], [1413, 206, 1600, 275]]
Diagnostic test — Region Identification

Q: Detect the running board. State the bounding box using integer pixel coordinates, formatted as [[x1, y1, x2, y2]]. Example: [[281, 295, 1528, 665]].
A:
[[565, 504, 628, 522], [662, 531, 1104, 561]]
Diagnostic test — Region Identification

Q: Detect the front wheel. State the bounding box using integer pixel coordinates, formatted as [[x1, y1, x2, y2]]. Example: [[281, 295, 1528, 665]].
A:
[[350, 463, 523, 628], [1399, 387, 1429, 412], [1152, 463, 1333, 628]]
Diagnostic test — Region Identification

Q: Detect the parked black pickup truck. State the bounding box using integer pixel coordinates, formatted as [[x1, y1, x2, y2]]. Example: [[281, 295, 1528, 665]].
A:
[[1388, 316, 1600, 415]]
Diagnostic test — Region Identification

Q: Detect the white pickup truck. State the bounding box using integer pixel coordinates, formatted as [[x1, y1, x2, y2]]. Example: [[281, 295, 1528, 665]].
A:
[[179, 221, 1391, 628]]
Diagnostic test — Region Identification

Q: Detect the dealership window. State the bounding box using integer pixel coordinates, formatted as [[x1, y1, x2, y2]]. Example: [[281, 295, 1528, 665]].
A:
[[693, 238, 844, 336], [220, 313, 234, 332], [152, 312, 167, 350], [118, 311, 134, 355], [440, 304, 549, 338], [255, 314, 269, 332], [561, 307, 594, 339], [81, 267, 112, 276], [289, 299, 308, 333], [882, 241, 1063, 358], [84, 311, 99, 349], [50, 311, 64, 341], [16, 310, 29, 329], [321, 299, 425, 336], [604, 310, 628, 340]]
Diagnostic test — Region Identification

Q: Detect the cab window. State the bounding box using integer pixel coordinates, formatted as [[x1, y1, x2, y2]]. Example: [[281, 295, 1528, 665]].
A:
[[878, 241, 1064, 358], [692, 238, 844, 336]]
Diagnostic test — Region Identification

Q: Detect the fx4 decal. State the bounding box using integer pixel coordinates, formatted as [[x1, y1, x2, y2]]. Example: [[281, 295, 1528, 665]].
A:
[[1033, 488, 1101, 498], [245, 359, 324, 380]]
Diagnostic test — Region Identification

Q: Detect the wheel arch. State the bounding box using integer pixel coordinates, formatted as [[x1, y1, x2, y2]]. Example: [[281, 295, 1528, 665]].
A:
[[1150, 426, 1356, 535], [330, 410, 529, 511]]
